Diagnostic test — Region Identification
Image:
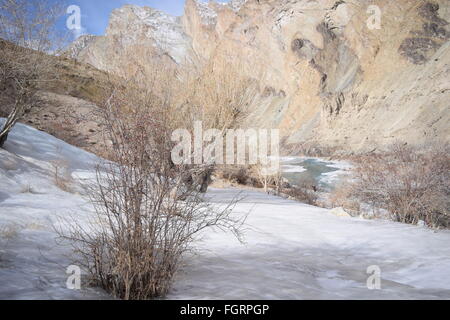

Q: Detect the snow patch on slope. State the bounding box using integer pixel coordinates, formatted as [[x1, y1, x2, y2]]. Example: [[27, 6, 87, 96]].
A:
[[0, 120, 107, 299], [229, 0, 247, 12], [194, 0, 218, 25]]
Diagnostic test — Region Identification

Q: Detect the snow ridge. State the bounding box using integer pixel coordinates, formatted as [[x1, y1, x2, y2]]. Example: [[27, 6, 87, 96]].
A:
[[229, 0, 247, 12]]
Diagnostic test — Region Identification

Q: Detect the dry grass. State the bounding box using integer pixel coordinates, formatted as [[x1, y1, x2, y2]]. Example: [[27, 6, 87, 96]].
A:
[[50, 159, 74, 193], [0, 224, 19, 240], [0, 224, 20, 261], [216, 166, 262, 188]]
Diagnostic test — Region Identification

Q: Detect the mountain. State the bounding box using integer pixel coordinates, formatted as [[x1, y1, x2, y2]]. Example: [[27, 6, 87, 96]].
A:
[[68, 0, 450, 155]]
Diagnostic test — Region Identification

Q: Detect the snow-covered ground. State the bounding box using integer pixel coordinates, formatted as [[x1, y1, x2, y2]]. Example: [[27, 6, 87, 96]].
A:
[[1, 122, 450, 300]]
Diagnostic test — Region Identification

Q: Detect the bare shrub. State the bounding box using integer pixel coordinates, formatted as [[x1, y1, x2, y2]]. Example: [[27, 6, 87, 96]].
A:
[[0, 224, 20, 260], [283, 179, 319, 206], [252, 164, 284, 195], [175, 56, 260, 133], [60, 84, 246, 300], [329, 179, 360, 214], [50, 159, 74, 193], [171, 57, 262, 193], [350, 142, 450, 228], [0, 0, 64, 147], [216, 166, 262, 188]]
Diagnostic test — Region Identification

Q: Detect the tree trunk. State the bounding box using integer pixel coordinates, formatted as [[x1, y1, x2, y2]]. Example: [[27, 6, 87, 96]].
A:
[[199, 169, 213, 193], [0, 132, 8, 148]]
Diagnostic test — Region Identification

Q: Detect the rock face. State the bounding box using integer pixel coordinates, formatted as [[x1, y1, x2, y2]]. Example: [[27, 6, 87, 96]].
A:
[[67, 5, 193, 75], [68, 0, 450, 154]]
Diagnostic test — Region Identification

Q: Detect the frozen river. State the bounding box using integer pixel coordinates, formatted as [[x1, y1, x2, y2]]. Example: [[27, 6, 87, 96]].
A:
[[280, 157, 351, 191]]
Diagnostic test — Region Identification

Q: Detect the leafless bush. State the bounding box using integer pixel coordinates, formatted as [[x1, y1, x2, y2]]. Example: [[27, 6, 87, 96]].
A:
[[176, 56, 260, 134], [283, 178, 319, 206], [0, 224, 19, 261], [350, 142, 450, 228], [51, 159, 74, 193], [216, 166, 262, 188], [0, 0, 64, 147], [60, 84, 246, 300], [329, 178, 360, 214], [251, 164, 284, 195]]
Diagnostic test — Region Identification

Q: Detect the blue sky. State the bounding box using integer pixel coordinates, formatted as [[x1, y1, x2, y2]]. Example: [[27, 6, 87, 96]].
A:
[[58, 0, 229, 39]]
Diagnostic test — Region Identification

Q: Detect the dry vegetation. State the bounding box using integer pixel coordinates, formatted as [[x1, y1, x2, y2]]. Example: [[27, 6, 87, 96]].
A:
[[215, 166, 262, 188], [0, 0, 259, 298], [328, 179, 360, 214], [0, 0, 66, 147], [60, 80, 247, 299], [51, 159, 74, 193], [283, 178, 319, 206], [1, 5, 260, 298], [332, 143, 450, 228], [175, 57, 260, 132], [0, 224, 19, 262]]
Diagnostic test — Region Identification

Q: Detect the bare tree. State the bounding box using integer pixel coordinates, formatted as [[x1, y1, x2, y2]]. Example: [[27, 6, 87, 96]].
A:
[[252, 163, 283, 195], [174, 56, 261, 192], [0, 0, 63, 147], [60, 82, 246, 300]]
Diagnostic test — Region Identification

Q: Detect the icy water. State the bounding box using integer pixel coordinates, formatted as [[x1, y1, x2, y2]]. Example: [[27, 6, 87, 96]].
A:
[[280, 158, 344, 191]]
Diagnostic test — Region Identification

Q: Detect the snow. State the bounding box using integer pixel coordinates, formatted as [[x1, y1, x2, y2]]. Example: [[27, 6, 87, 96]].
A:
[[281, 165, 307, 173], [319, 159, 353, 186], [170, 189, 450, 299], [194, 1, 218, 25], [0, 120, 108, 299], [229, 0, 247, 12], [1, 121, 450, 299]]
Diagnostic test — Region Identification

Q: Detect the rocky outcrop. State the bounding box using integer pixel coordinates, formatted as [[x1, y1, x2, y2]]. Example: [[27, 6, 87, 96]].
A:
[[65, 5, 193, 77], [68, 0, 450, 155], [399, 2, 449, 64]]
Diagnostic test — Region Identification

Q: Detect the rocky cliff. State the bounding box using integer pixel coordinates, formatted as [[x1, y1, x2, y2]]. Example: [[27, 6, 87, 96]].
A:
[[68, 0, 450, 155]]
